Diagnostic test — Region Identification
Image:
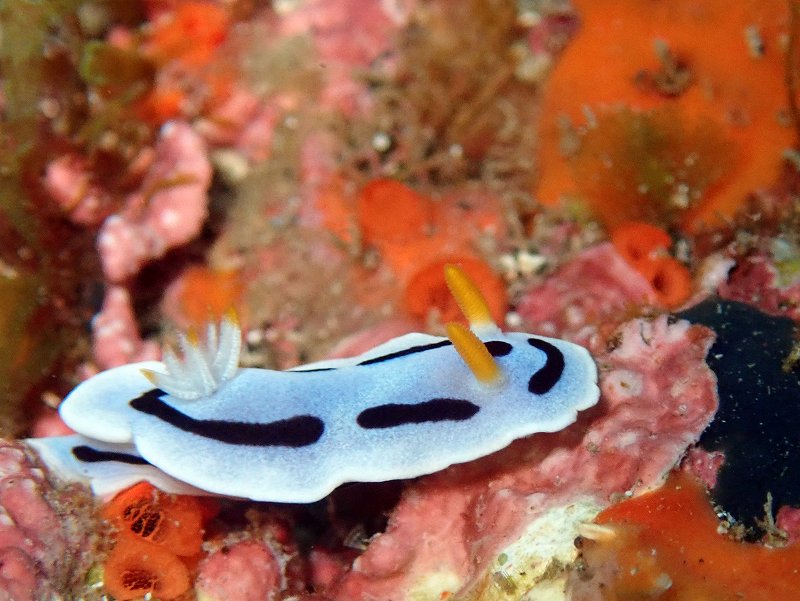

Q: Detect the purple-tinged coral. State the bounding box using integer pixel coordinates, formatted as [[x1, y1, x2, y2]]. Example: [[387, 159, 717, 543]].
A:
[[0, 440, 94, 601]]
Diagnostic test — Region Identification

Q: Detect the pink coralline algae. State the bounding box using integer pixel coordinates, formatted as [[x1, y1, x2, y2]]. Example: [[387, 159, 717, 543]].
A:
[[516, 242, 658, 349], [195, 512, 307, 601], [0, 440, 94, 601], [326, 314, 718, 599], [278, 0, 407, 113], [28, 408, 73, 439], [196, 88, 284, 163], [681, 446, 726, 489], [308, 547, 354, 592], [718, 252, 800, 320], [98, 120, 211, 283], [92, 285, 160, 369], [325, 318, 420, 360], [776, 506, 800, 544], [195, 541, 283, 601], [43, 154, 113, 226]]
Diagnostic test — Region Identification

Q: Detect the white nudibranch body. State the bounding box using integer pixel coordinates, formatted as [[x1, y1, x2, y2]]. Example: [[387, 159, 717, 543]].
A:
[[27, 266, 600, 503]]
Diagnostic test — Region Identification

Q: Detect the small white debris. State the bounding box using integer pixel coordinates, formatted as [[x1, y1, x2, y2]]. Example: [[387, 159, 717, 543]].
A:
[[372, 131, 392, 152], [212, 149, 250, 184], [744, 25, 765, 58]]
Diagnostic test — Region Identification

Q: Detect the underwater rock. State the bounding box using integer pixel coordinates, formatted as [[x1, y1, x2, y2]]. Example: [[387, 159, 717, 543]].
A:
[[677, 297, 800, 537]]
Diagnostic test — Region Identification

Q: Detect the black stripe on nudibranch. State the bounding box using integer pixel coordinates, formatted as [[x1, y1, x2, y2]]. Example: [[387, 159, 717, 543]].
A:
[[358, 340, 453, 365], [130, 389, 324, 447], [527, 338, 565, 394], [357, 398, 480, 429], [484, 340, 513, 357], [358, 338, 513, 367], [72, 445, 151, 466]]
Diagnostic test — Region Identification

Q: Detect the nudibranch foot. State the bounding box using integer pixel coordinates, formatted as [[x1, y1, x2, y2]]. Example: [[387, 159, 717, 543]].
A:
[[25, 434, 207, 499]]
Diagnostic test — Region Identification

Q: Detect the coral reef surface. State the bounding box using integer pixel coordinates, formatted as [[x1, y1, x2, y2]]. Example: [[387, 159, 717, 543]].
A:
[[1, 0, 799, 599]]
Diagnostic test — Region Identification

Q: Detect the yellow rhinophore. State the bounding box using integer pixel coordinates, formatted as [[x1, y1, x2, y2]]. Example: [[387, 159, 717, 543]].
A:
[[443, 263, 497, 332], [445, 322, 501, 385]]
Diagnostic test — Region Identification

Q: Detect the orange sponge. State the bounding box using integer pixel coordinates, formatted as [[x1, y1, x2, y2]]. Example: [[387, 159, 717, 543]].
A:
[[147, 2, 230, 68], [536, 0, 792, 233], [357, 179, 433, 245], [178, 265, 243, 326], [403, 257, 506, 325], [610, 221, 672, 267], [611, 222, 691, 308], [636, 256, 692, 309], [103, 538, 191, 601], [578, 471, 800, 601], [102, 482, 204, 557]]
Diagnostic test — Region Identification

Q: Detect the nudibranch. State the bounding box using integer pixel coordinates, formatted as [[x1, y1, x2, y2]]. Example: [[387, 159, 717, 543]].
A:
[[29, 265, 600, 503]]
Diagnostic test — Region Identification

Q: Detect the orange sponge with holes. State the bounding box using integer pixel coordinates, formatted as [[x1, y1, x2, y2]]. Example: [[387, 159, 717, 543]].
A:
[[103, 538, 191, 601], [102, 481, 204, 556], [101, 482, 210, 600], [610, 221, 672, 267], [404, 257, 506, 325], [610, 222, 691, 308]]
